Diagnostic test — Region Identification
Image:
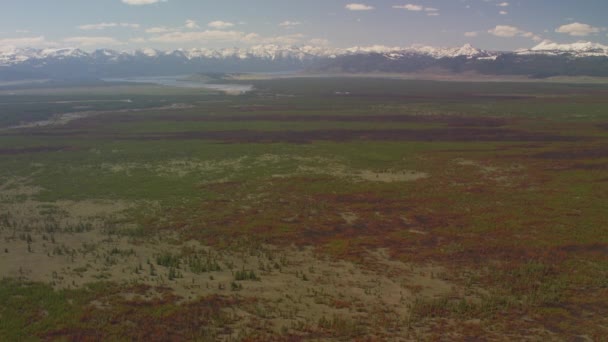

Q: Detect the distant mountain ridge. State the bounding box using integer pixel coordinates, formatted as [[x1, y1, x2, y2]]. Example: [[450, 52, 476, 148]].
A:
[[1, 41, 607, 80]]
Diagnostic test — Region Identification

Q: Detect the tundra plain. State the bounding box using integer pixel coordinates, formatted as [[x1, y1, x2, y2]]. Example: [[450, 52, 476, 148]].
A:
[[1, 78, 607, 340]]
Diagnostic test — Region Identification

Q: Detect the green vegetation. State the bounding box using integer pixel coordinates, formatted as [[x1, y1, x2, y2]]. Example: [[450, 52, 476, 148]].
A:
[[234, 269, 259, 281], [1, 78, 607, 340]]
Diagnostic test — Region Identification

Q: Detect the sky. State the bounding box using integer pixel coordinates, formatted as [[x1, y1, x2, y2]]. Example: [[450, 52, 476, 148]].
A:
[[1, 0, 607, 51]]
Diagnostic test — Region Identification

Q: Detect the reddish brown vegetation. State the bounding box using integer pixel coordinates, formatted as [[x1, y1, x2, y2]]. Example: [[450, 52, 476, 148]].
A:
[[534, 146, 608, 159], [44, 286, 242, 341]]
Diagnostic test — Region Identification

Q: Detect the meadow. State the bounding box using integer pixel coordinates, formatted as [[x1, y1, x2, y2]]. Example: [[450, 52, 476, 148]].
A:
[[0, 77, 607, 340]]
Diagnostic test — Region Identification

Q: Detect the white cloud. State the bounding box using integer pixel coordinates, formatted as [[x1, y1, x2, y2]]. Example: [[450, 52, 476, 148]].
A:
[[185, 20, 200, 29], [345, 3, 374, 11], [279, 21, 302, 28], [0, 36, 47, 48], [122, 0, 165, 5], [262, 33, 305, 45], [521, 32, 543, 42], [464, 31, 478, 37], [146, 21, 234, 34], [147, 28, 308, 46], [555, 22, 600, 36], [488, 25, 523, 37], [149, 30, 257, 43], [393, 4, 439, 15], [208, 21, 234, 29], [488, 25, 541, 41], [497, 2, 509, 7], [145, 26, 171, 33], [393, 4, 423, 11], [499, 10, 508, 15], [78, 22, 140, 30], [123, 23, 140, 29], [63, 36, 123, 47]]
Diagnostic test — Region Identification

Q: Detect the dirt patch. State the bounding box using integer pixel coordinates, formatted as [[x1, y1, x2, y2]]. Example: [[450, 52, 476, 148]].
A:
[[0, 177, 137, 241], [98, 154, 428, 185], [453, 158, 528, 187], [101, 157, 247, 178], [0, 177, 43, 198], [299, 163, 428, 183], [340, 212, 359, 224]]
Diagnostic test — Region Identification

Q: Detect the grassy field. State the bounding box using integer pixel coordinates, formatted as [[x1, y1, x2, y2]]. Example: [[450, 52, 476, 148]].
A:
[[1, 78, 607, 340]]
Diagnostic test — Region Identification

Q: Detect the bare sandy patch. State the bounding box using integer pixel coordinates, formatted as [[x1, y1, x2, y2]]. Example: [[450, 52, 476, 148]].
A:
[[0, 177, 42, 199], [101, 157, 248, 178], [0, 177, 140, 238], [454, 158, 526, 187], [340, 212, 359, 225], [0, 228, 457, 337], [99, 154, 428, 184], [299, 164, 428, 183]]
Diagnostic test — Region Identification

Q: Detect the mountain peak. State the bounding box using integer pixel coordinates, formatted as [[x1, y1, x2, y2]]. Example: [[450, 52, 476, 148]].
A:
[[517, 40, 608, 57]]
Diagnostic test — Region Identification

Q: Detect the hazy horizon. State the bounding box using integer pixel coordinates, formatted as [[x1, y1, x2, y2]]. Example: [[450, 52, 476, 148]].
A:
[[1, 0, 607, 52]]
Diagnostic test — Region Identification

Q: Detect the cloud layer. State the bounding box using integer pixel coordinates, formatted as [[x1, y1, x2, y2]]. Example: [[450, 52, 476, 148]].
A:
[[63, 36, 123, 46], [555, 22, 600, 36], [78, 22, 140, 30], [345, 3, 374, 11], [122, 0, 165, 5], [208, 21, 234, 29], [488, 25, 541, 41], [393, 4, 439, 16]]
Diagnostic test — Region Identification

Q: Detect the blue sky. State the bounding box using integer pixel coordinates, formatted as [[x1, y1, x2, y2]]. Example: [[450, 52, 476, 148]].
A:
[[1, 0, 607, 51]]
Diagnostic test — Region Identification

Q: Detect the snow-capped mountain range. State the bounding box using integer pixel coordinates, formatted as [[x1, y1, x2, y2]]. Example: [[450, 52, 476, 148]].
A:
[[1, 41, 607, 80], [0, 43, 493, 67], [2, 41, 607, 67], [516, 41, 608, 58]]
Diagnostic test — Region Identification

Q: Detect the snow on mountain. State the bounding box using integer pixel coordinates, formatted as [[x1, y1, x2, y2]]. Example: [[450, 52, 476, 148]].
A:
[[1, 42, 606, 70], [341, 43, 492, 59], [39, 48, 89, 59], [516, 40, 608, 57], [135, 48, 161, 58], [408, 43, 490, 59], [0, 43, 498, 67], [344, 45, 401, 55], [0, 47, 31, 65]]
